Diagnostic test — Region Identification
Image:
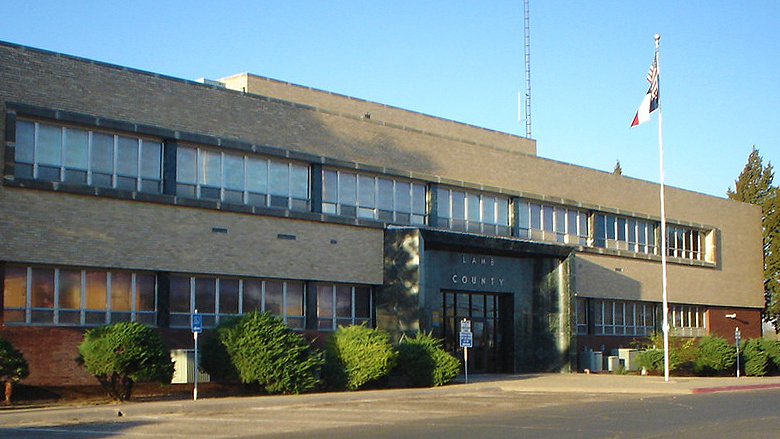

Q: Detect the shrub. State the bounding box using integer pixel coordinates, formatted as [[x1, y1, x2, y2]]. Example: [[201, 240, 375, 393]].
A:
[[635, 332, 684, 374], [742, 338, 780, 376], [200, 311, 322, 394], [393, 332, 460, 387], [0, 337, 29, 403], [693, 335, 735, 376], [323, 324, 397, 390], [77, 321, 174, 401]]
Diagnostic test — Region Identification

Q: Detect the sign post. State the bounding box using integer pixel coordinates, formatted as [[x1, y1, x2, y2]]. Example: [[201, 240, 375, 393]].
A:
[[459, 318, 473, 384], [734, 327, 741, 378], [191, 311, 203, 401]]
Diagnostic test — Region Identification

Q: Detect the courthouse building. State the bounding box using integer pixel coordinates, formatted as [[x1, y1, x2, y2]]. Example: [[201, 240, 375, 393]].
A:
[[0, 41, 765, 385]]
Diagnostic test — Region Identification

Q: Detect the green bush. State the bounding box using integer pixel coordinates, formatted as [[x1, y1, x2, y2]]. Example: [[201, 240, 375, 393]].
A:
[[393, 332, 460, 387], [323, 324, 397, 390], [200, 311, 322, 394], [693, 335, 735, 376], [77, 321, 174, 401], [742, 338, 780, 376], [635, 332, 684, 374], [0, 337, 29, 403]]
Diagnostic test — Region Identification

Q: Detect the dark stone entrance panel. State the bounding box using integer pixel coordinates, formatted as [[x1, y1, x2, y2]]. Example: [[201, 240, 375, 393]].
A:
[[378, 228, 576, 374]]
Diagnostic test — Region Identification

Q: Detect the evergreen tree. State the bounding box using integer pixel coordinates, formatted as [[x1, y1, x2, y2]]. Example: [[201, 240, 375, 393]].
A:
[[613, 160, 623, 175], [727, 147, 780, 331]]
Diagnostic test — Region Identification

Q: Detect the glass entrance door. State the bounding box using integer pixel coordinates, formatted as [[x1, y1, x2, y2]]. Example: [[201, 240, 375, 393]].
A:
[[442, 291, 504, 373]]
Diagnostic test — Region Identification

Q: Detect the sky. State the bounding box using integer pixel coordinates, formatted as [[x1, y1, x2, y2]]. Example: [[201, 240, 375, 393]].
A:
[[1, 0, 778, 199]]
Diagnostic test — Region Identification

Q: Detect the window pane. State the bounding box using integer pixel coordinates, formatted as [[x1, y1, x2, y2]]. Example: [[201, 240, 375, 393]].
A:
[[543, 206, 554, 231], [396, 181, 411, 213], [286, 282, 304, 317], [436, 187, 450, 218], [4, 266, 28, 308], [467, 194, 480, 221], [243, 279, 263, 312], [451, 191, 465, 219], [323, 170, 338, 203], [64, 128, 89, 169], [340, 172, 356, 205], [412, 184, 426, 214], [482, 196, 495, 224], [85, 271, 107, 310], [58, 269, 81, 309], [265, 281, 283, 316], [15, 120, 35, 163], [555, 208, 566, 233], [246, 157, 268, 193], [111, 272, 133, 311], [269, 161, 289, 196], [116, 136, 139, 177], [91, 132, 115, 174], [336, 285, 352, 318], [135, 273, 156, 312], [169, 276, 191, 313], [290, 164, 309, 199], [530, 204, 542, 229], [317, 285, 334, 318], [378, 178, 394, 210], [31, 267, 55, 308], [219, 279, 240, 314], [194, 277, 216, 313], [354, 287, 371, 319], [140, 140, 162, 179], [199, 150, 221, 187], [37, 123, 62, 166], [223, 153, 244, 190], [358, 175, 375, 207]]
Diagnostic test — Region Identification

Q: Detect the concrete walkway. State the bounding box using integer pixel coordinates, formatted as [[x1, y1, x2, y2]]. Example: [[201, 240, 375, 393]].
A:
[[459, 372, 780, 395]]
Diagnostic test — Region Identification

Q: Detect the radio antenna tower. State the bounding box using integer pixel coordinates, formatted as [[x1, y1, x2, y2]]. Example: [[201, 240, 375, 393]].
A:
[[522, 0, 532, 138]]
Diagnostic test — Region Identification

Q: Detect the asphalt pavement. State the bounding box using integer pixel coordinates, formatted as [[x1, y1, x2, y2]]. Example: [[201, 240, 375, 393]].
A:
[[3, 373, 780, 427]]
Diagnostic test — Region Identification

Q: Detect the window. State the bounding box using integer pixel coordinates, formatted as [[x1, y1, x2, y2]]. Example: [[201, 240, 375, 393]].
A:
[[14, 120, 162, 193], [176, 146, 310, 211], [594, 214, 657, 255], [517, 201, 588, 244], [316, 284, 372, 331], [591, 299, 656, 336], [168, 275, 306, 330], [436, 187, 510, 236], [322, 169, 426, 225], [667, 226, 704, 261], [669, 304, 706, 337], [3, 265, 156, 326]]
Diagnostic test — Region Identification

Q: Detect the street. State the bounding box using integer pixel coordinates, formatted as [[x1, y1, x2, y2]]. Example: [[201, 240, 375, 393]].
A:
[[1, 384, 779, 438]]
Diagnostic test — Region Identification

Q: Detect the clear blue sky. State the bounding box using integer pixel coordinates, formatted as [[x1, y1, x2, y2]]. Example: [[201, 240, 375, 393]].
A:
[[2, 1, 778, 198]]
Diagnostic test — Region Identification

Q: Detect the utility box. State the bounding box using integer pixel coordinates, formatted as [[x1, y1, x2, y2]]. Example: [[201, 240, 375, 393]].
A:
[[605, 355, 621, 372], [616, 348, 639, 371], [171, 349, 211, 384]]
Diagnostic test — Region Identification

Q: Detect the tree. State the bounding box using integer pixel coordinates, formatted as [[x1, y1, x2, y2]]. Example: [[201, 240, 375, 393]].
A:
[[0, 337, 29, 403], [727, 146, 780, 332], [77, 321, 174, 401], [200, 311, 322, 394], [613, 160, 623, 175]]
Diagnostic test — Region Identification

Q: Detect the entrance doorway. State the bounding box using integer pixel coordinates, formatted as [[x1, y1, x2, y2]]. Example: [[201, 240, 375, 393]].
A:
[[442, 291, 508, 373]]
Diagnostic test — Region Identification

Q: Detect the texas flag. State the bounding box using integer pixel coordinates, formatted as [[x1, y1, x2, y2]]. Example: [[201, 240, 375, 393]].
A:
[[631, 54, 659, 127]]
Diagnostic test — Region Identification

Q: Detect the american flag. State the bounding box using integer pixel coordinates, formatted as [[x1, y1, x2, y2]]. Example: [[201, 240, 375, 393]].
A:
[[631, 53, 659, 127]]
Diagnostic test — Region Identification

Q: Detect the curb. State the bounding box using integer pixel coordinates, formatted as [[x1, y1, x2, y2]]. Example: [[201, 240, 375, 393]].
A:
[[691, 383, 780, 394]]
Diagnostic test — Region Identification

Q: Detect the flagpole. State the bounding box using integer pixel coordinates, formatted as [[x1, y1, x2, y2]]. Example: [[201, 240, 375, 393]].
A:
[[654, 33, 670, 383]]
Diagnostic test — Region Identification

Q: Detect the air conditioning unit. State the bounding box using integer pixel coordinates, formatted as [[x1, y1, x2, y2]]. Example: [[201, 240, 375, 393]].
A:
[[171, 349, 211, 384]]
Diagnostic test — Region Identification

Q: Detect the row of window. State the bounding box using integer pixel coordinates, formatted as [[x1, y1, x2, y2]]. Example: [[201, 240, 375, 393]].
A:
[[322, 168, 426, 224], [12, 119, 710, 262], [15, 120, 163, 193], [3, 266, 156, 326], [577, 298, 707, 337], [2, 265, 372, 330]]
